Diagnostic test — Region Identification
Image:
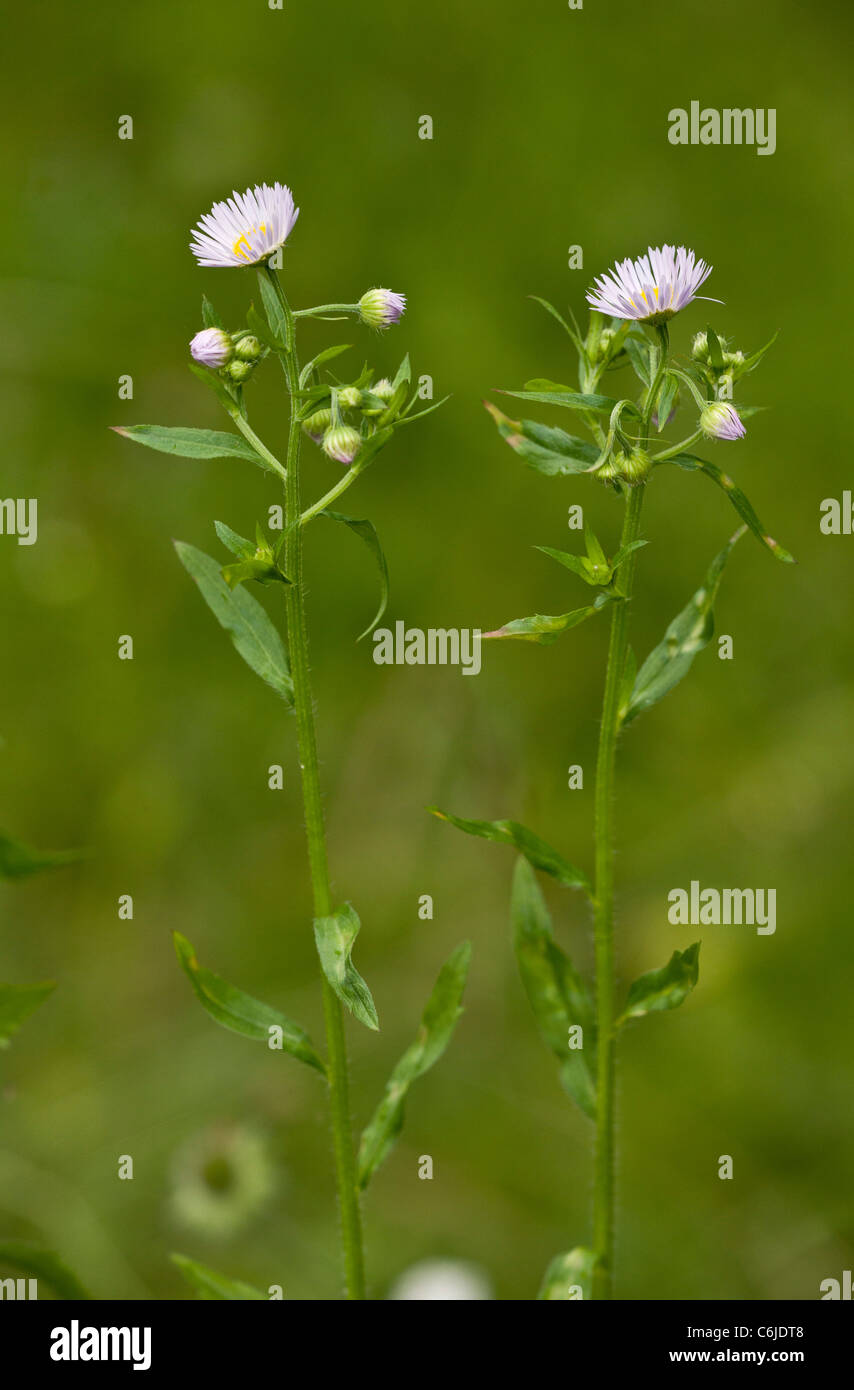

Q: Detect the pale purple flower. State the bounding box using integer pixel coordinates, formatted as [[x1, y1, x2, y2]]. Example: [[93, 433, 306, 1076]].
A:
[[587, 245, 715, 323], [700, 401, 746, 440], [322, 424, 362, 466], [190, 182, 299, 268], [189, 326, 232, 368], [359, 288, 406, 329]]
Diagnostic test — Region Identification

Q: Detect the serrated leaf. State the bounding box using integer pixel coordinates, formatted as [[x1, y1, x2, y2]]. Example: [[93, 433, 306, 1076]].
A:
[[201, 295, 224, 330], [173, 932, 325, 1073], [511, 859, 595, 1119], [174, 542, 294, 703], [622, 531, 743, 725], [429, 809, 591, 893], [314, 904, 378, 1031], [0, 1242, 91, 1299], [357, 941, 471, 1188], [484, 592, 613, 644], [538, 1247, 597, 1300], [617, 943, 701, 1025], [503, 386, 639, 415], [320, 511, 389, 639], [663, 453, 794, 563], [0, 981, 56, 1047], [112, 424, 265, 467], [0, 833, 82, 881], [171, 1254, 267, 1301]]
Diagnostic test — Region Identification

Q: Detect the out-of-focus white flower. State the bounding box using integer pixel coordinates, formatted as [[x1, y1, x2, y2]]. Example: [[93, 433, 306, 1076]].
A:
[[190, 183, 299, 268], [587, 245, 714, 324], [190, 327, 232, 368], [358, 288, 406, 329], [388, 1258, 492, 1301], [169, 1124, 276, 1237]]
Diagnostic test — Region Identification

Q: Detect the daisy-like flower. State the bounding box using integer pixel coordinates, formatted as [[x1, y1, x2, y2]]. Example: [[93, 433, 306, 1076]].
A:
[[189, 326, 232, 368], [322, 424, 362, 465], [700, 401, 746, 440], [359, 288, 406, 329], [190, 182, 299, 268], [586, 245, 714, 324]]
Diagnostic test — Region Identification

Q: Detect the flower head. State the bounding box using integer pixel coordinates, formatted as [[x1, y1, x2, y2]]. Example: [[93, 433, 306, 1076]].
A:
[[587, 245, 713, 324], [322, 424, 362, 465], [359, 287, 406, 329], [700, 401, 746, 441], [190, 326, 232, 368], [190, 182, 299, 268]]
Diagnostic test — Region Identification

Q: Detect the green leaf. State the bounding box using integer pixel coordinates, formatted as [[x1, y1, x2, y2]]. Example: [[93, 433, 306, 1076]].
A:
[[173, 932, 325, 1073], [256, 269, 288, 347], [201, 295, 224, 330], [741, 330, 779, 374], [246, 304, 286, 353], [320, 511, 389, 640], [706, 324, 725, 370], [174, 542, 294, 703], [622, 531, 743, 725], [664, 453, 795, 563], [214, 520, 255, 560], [511, 859, 595, 1119], [528, 295, 585, 352], [171, 1254, 267, 1301], [0, 1242, 91, 1299], [504, 385, 639, 415], [535, 546, 598, 587], [220, 558, 290, 591], [656, 371, 679, 431], [429, 809, 591, 893], [0, 981, 56, 1047], [484, 592, 613, 644], [484, 402, 598, 476], [538, 1247, 597, 1300], [299, 343, 352, 388], [624, 337, 651, 386], [112, 424, 265, 467], [390, 353, 412, 392], [0, 833, 82, 881], [617, 943, 701, 1025], [357, 941, 472, 1188], [610, 538, 648, 574], [314, 904, 379, 1031]]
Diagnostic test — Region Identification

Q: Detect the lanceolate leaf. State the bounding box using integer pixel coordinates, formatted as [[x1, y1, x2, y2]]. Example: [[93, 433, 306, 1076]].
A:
[[484, 592, 613, 645], [511, 859, 596, 1119], [0, 1242, 91, 1299], [357, 941, 472, 1189], [429, 809, 591, 893], [174, 542, 294, 704], [112, 425, 267, 469], [173, 932, 325, 1074], [0, 834, 82, 881], [663, 453, 795, 563], [622, 531, 743, 725], [214, 520, 255, 560], [257, 269, 288, 349], [538, 1247, 597, 1300], [503, 384, 640, 416], [171, 1254, 266, 1301], [320, 511, 389, 639], [617, 943, 701, 1026], [201, 295, 224, 330], [0, 981, 56, 1047], [314, 904, 379, 1031], [484, 402, 598, 476]]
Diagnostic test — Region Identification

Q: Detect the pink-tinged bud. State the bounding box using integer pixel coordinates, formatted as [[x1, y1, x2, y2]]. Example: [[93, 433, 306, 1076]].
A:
[[700, 401, 746, 441], [190, 327, 232, 368], [322, 424, 362, 466], [358, 287, 406, 329]]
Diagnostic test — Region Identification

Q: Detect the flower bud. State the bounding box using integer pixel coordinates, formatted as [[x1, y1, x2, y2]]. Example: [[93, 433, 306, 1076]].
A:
[[700, 402, 746, 440], [691, 331, 709, 361], [227, 359, 254, 383], [358, 288, 406, 329], [234, 335, 262, 362], [322, 424, 362, 466], [190, 327, 232, 369], [337, 386, 362, 409], [302, 408, 332, 443], [372, 377, 394, 401], [599, 448, 652, 486]]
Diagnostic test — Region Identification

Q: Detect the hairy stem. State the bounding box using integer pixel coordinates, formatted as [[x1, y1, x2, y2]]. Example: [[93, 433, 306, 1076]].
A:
[[265, 266, 366, 1300]]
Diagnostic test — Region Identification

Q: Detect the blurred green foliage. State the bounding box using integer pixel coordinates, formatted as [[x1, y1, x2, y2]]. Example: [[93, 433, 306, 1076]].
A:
[[0, 0, 851, 1299]]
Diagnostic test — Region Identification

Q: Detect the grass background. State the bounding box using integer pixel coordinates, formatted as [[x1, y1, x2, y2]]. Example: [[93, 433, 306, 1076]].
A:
[[0, 0, 851, 1298]]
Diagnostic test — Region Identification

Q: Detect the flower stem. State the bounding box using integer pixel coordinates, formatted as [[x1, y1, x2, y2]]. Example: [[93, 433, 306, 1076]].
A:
[[591, 481, 645, 1300], [265, 266, 366, 1300]]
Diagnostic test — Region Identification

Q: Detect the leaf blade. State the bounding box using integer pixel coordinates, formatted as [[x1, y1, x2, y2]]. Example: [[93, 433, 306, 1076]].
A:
[[617, 943, 701, 1025], [171, 1253, 267, 1301], [320, 511, 389, 639], [314, 904, 379, 1031], [112, 424, 267, 469], [0, 980, 56, 1047], [663, 453, 795, 563], [429, 809, 591, 893]]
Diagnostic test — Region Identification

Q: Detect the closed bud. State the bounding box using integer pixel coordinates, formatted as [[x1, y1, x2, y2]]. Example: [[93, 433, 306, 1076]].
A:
[[372, 377, 394, 401], [228, 359, 254, 383], [302, 408, 332, 443], [691, 331, 709, 361], [190, 326, 232, 369], [599, 448, 652, 486], [234, 335, 262, 362], [358, 288, 406, 329], [322, 424, 362, 466], [700, 402, 746, 441], [337, 386, 362, 409]]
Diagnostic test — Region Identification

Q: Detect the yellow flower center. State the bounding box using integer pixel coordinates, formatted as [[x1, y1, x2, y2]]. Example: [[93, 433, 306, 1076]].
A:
[[232, 224, 267, 261]]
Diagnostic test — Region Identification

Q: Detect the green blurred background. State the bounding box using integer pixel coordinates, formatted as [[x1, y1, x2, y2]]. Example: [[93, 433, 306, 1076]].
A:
[[1, 0, 852, 1300]]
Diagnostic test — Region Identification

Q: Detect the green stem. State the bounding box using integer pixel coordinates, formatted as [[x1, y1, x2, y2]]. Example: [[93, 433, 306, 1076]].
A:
[[591, 482, 646, 1300], [652, 428, 702, 463], [228, 411, 287, 481], [293, 303, 359, 319], [264, 266, 366, 1300]]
